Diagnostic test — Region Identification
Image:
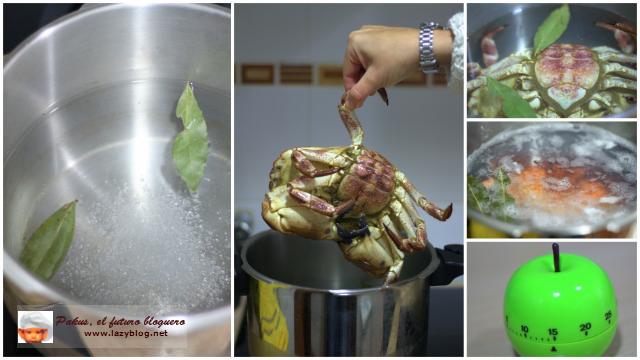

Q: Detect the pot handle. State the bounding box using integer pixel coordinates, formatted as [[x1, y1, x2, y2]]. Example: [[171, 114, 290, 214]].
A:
[[234, 210, 254, 299], [430, 244, 463, 286], [235, 252, 249, 298]]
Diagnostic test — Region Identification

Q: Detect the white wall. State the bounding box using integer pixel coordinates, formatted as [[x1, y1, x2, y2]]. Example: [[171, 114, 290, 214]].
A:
[[235, 3, 464, 249]]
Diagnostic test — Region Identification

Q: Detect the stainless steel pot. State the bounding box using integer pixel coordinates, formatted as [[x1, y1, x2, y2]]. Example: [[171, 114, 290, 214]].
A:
[[4, 4, 230, 355], [467, 122, 637, 237], [467, 3, 637, 118], [238, 231, 463, 356]]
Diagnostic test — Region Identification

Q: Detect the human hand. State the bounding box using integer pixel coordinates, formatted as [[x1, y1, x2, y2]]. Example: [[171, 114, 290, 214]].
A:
[[342, 25, 453, 109]]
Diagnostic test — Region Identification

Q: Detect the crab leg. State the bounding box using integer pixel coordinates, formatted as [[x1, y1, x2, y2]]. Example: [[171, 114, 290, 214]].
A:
[[467, 63, 531, 91], [602, 63, 637, 80], [287, 175, 354, 217], [481, 25, 506, 67], [596, 21, 636, 54], [538, 108, 561, 118], [270, 147, 346, 189], [338, 88, 390, 146], [378, 215, 406, 284], [602, 77, 637, 92], [467, 62, 483, 79], [383, 199, 427, 253], [395, 171, 452, 221], [467, 89, 496, 117], [337, 103, 364, 146], [485, 51, 532, 72], [388, 200, 419, 247], [587, 93, 612, 110], [378, 214, 402, 252], [593, 46, 637, 64], [517, 90, 541, 100], [513, 90, 543, 109], [291, 148, 350, 177], [384, 263, 403, 285], [396, 187, 428, 247]]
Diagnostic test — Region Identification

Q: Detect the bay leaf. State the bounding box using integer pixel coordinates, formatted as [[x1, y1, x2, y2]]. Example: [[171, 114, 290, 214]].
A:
[[19, 200, 77, 280], [533, 4, 570, 55], [173, 82, 209, 192], [486, 77, 537, 118]]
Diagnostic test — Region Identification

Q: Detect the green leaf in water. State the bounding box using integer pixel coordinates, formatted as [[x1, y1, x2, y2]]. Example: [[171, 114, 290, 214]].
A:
[[533, 4, 570, 55], [467, 175, 489, 214], [19, 200, 77, 280], [173, 82, 209, 192], [486, 77, 538, 118], [491, 168, 515, 221], [467, 169, 515, 223], [496, 167, 511, 204]]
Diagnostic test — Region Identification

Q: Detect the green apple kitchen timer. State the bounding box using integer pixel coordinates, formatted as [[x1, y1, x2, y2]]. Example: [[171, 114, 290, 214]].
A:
[[503, 243, 617, 356]]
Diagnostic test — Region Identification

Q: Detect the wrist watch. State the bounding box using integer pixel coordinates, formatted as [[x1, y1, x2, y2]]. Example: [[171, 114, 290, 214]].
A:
[[419, 22, 446, 74]]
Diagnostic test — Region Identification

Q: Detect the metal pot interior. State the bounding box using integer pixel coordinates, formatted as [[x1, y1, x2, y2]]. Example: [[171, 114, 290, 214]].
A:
[[467, 3, 637, 118], [4, 4, 230, 315], [242, 231, 437, 290]]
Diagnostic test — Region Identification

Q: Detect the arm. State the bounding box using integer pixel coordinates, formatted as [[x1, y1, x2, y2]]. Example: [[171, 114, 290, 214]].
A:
[[342, 14, 463, 109]]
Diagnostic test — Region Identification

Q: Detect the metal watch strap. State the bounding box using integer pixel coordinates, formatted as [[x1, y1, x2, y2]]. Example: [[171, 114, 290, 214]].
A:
[[419, 22, 445, 74]]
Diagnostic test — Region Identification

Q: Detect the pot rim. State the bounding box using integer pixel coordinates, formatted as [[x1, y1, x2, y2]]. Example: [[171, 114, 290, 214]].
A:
[[3, 2, 231, 331], [3, 3, 230, 69], [467, 123, 638, 237], [240, 230, 442, 295]]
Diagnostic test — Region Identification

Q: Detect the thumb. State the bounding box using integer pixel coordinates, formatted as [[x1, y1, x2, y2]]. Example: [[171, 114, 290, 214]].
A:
[[344, 70, 380, 109]]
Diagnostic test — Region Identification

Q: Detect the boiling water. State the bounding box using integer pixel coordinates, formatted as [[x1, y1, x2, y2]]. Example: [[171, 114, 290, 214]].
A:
[[468, 123, 636, 229], [5, 79, 230, 313]]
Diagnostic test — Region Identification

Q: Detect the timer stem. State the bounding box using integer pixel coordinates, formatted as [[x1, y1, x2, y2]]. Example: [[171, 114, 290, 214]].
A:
[[552, 243, 560, 272]]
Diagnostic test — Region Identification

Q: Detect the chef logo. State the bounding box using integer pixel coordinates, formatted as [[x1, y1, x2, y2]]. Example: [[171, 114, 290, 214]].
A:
[[17, 311, 53, 344]]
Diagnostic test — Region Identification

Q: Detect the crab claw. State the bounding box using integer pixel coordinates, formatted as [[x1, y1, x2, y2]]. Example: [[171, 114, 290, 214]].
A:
[[336, 214, 370, 243], [481, 25, 507, 67], [595, 21, 636, 54], [595, 21, 636, 39]]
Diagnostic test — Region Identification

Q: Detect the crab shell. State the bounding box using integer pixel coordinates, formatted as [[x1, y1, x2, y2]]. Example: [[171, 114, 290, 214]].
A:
[[262, 146, 399, 235], [534, 44, 600, 111], [337, 148, 396, 215], [261, 146, 406, 281], [262, 186, 403, 280], [468, 42, 636, 118]]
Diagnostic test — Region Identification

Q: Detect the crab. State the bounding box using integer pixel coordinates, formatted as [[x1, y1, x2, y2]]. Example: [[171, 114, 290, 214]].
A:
[[595, 21, 636, 55], [468, 23, 637, 118], [261, 94, 452, 284]]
